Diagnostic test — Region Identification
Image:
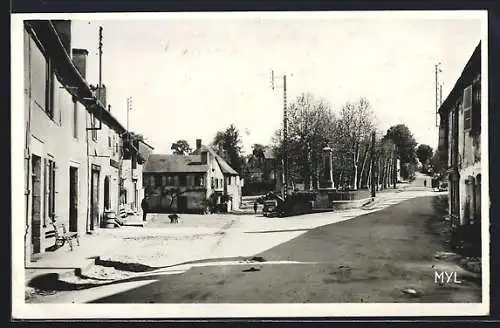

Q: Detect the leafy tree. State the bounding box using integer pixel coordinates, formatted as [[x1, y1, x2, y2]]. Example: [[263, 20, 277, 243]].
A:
[[383, 124, 418, 180], [212, 124, 244, 174], [431, 149, 448, 176], [416, 144, 434, 172], [170, 139, 192, 155]]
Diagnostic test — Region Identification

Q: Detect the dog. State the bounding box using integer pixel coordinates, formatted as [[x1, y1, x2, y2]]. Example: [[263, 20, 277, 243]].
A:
[[168, 213, 179, 224]]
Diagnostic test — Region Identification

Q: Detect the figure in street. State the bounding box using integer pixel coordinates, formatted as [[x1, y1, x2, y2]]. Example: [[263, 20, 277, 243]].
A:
[[424, 179, 427, 187], [254, 202, 258, 214], [141, 196, 149, 221]]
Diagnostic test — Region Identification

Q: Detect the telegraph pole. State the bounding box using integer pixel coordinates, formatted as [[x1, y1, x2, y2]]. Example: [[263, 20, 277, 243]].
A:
[[98, 26, 103, 101], [126, 97, 133, 132], [435, 63, 442, 127], [370, 131, 376, 198], [271, 70, 289, 198]]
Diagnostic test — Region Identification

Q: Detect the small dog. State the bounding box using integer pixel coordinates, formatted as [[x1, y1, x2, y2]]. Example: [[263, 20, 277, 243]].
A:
[[168, 213, 179, 224]]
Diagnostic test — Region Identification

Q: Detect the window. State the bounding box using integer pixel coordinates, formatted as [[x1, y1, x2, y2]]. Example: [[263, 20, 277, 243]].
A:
[[167, 176, 173, 186], [228, 176, 231, 185], [45, 58, 55, 118], [108, 135, 112, 148], [44, 158, 56, 224], [463, 85, 472, 131], [162, 176, 167, 186], [73, 99, 78, 139], [155, 175, 161, 187], [179, 175, 187, 187], [195, 175, 201, 187], [173, 176, 179, 186], [211, 177, 214, 188], [149, 175, 155, 188]]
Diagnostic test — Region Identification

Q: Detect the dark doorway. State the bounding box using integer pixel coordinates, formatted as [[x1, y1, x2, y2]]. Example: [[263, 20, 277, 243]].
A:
[[104, 176, 110, 210], [31, 155, 42, 258], [178, 196, 188, 212], [69, 167, 78, 232], [90, 168, 100, 230], [475, 174, 481, 223]]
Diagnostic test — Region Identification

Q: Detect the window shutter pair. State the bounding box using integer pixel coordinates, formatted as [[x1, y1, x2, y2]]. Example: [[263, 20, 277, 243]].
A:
[[471, 79, 481, 135]]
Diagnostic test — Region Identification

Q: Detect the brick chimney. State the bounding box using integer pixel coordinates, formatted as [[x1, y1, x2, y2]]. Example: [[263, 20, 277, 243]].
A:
[[196, 139, 202, 150], [72, 48, 88, 78]]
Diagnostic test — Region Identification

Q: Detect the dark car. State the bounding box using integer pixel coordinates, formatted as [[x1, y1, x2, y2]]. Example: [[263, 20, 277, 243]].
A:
[[262, 199, 278, 217]]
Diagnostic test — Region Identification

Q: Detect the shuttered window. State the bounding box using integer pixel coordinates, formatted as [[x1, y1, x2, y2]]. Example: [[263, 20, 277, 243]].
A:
[[463, 85, 472, 131], [45, 158, 56, 223]]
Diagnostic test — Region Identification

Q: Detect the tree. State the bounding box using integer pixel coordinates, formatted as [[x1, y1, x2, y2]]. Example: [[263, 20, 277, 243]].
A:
[[431, 149, 448, 176], [212, 124, 244, 174], [383, 124, 418, 180], [170, 139, 192, 155], [272, 93, 334, 191], [332, 98, 376, 190], [416, 144, 434, 172]]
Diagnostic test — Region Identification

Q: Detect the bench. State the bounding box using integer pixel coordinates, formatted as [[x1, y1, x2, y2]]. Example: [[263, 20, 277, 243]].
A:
[[49, 222, 80, 251]]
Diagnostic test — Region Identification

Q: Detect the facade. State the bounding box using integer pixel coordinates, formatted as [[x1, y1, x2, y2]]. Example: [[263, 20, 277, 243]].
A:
[[438, 42, 481, 246], [143, 140, 241, 213], [120, 138, 154, 214], [23, 20, 141, 263]]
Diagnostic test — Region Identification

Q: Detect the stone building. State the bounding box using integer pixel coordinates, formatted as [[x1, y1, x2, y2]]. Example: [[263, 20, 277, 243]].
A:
[[437, 42, 482, 248], [23, 20, 146, 263], [143, 139, 241, 213]]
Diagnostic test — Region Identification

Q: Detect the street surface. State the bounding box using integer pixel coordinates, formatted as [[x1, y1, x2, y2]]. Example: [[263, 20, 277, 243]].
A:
[[26, 174, 481, 303]]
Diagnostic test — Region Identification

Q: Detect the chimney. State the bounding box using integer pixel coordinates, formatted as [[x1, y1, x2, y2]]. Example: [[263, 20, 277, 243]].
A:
[[201, 151, 209, 165], [196, 139, 202, 150], [72, 48, 88, 79]]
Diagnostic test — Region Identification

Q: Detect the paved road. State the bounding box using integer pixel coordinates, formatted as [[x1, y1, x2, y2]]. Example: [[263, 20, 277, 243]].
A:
[[82, 195, 479, 303]]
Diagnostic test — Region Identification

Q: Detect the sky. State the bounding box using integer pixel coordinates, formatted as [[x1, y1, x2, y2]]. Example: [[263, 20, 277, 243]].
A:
[[69, 12, 484, 155]]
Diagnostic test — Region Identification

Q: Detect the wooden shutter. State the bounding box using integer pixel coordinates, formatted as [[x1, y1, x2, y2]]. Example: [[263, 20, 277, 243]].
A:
[[463, 85, 472, 131], [471, 78, 481, 135]]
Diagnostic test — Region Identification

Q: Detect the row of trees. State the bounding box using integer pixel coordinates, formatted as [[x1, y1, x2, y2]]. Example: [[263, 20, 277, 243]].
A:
[[271, 93, 418, 191], [168, 92, 426, 193]]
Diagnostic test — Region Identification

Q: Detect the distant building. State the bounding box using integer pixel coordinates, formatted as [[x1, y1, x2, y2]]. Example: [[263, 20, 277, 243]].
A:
[[143, 139, 241, 213], [242, 146, 280, 195], [438, 42, 481, 246]]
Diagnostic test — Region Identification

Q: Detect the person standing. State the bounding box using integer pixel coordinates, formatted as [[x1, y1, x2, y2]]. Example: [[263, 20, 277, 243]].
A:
[[424, 179, 427, 187], [141, 196, 149, 221], [254, 202, 258, 214]]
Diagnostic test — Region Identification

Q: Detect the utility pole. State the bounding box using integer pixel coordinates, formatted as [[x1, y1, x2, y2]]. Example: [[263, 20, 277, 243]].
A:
[[393, 145, 397, 189], [435, 62, 442, 127], [370, 131, 376, 198], [127, 97, 132, 132], [271, 70, 289, 198], [98, 26, 103, 101]]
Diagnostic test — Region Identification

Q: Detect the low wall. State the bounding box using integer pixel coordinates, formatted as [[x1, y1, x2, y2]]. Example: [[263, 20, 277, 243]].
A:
[[313, 189, 372, 210]]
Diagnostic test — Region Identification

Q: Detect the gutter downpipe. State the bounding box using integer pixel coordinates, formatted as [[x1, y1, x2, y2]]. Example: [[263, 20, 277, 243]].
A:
[[24, 24, 32, 266]]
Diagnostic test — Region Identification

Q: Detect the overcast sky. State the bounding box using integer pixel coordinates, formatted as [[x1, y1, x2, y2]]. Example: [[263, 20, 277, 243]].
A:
[[69, 12, 483, 154]]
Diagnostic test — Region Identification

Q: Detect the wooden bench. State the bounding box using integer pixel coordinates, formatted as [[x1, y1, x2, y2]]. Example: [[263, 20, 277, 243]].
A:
[[49, 222, 80, 251]]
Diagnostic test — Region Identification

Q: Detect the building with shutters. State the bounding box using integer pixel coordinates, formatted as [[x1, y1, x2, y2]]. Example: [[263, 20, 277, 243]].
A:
[[23, 20, 149, 264], [143, 139, 241, 213], [437, 42, 482, 249]]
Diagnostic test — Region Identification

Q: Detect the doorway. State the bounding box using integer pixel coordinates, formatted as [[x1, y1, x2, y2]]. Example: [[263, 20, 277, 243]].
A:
[[90, 168, 100, 230], [31, 155, 42, 257], [178, 196, 188, 212], [69, 167, 78, 232], [104, 176, 110, 210]]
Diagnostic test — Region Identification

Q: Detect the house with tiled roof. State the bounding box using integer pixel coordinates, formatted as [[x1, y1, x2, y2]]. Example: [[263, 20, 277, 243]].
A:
[[142, 139, 241, 213]]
